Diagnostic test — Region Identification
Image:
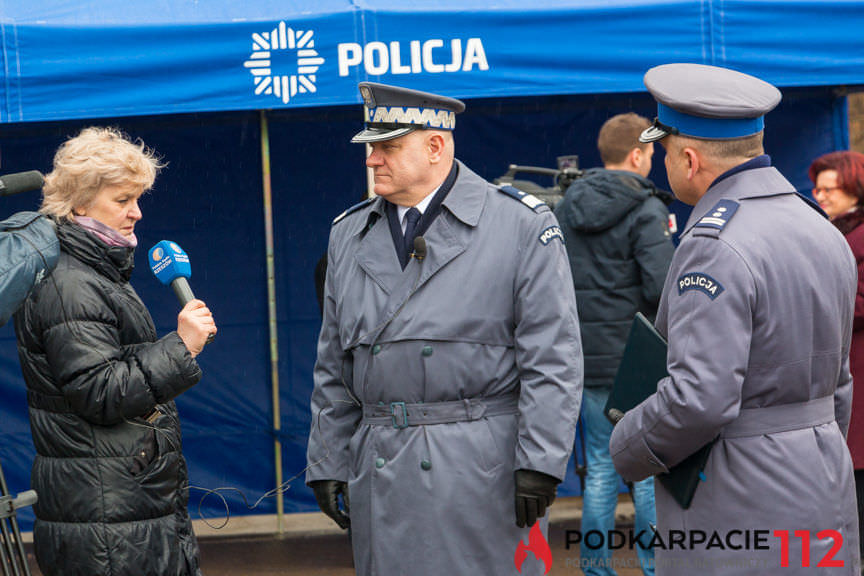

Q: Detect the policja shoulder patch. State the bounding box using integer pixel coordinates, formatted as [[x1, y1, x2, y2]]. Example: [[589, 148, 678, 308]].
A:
[[538, 225, 564, 246], [333, 198, 375, 224], [677, 272, 725, 299], [497, 185, 548, 213]]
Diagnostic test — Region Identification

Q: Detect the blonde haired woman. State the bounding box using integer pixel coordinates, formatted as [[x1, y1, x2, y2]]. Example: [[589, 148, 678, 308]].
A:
[[14, 127, 216, 576]]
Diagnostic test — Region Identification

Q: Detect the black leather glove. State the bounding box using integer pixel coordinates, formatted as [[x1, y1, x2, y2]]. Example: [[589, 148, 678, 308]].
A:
[[514, 469, 559, 528], [309, 480, 350, 530]]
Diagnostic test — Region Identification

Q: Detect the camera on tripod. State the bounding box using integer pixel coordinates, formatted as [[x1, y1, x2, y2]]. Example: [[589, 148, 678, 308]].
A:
[[493, 154, 584, 210], [0, 458, 37, 576]]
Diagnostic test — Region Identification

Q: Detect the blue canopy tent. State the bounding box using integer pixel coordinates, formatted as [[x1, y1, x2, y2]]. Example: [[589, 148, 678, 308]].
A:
[[0, 0, 861, 531], [1, 0, 863, 121]]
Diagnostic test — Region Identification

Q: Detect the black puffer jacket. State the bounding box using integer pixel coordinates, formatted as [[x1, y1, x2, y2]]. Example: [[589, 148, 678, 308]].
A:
[[14, 220, 203, 576], [554, 168, 675, 388]]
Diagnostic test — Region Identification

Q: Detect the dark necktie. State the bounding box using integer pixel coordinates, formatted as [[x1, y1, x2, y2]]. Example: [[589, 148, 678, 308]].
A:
[[403, 207, 422, 257]]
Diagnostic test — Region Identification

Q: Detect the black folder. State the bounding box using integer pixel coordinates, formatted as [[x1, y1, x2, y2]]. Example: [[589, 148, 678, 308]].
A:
[[605, 312, 714, 509]]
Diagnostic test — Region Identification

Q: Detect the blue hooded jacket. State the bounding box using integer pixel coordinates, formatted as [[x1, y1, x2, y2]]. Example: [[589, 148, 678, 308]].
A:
[[0, 211, 58, 325]]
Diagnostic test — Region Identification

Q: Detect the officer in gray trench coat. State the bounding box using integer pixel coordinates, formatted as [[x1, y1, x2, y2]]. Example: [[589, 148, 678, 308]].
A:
[[610, 63, 861, 575], [306, 82, 583, 575]]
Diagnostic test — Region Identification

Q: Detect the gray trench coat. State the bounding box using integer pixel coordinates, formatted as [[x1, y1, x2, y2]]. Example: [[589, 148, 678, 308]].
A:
[[611, 164, 861, 575], [307, 161, 583, 575]]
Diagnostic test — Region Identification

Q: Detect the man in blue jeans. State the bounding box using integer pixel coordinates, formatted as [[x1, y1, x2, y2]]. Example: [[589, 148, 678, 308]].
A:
[[555, 113, 675, 575]]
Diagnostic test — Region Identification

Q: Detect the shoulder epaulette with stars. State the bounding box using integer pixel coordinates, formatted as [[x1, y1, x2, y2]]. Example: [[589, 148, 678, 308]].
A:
[[693, 199, 739, 238], [497, 185, 548, 213], [333, 198, 375, 225]]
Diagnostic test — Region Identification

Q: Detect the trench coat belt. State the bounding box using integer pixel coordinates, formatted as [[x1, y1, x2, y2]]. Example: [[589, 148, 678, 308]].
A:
[[719, 395, 835, 439], [361, 395, 519, 429]]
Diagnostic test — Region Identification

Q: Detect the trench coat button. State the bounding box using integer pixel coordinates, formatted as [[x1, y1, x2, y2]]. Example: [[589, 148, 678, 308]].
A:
[[420, 460, 432, 471], [375, 457, 386, 469], [372, 344, 382, 355], [421, 346, 433, 357]]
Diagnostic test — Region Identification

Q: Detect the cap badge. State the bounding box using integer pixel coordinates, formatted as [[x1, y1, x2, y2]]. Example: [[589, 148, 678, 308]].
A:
[[360, 85, 375, 107]]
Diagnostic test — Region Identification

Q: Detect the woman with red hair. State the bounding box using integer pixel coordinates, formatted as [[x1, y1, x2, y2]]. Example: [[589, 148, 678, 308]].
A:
[[810, 150, 864, 561]]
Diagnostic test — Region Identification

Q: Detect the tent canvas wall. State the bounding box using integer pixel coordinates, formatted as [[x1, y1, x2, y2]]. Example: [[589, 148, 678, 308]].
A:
[[0, 0, 859, 529]]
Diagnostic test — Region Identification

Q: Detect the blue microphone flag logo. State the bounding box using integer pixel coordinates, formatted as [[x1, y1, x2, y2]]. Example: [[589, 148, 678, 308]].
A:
[[149, 240, 191, 285]]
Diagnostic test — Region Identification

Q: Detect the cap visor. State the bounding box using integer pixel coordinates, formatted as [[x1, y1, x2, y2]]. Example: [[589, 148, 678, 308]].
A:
[[639, 125, 672, 143], [351, 126, 418, 143], [639, 125, 670, 143]]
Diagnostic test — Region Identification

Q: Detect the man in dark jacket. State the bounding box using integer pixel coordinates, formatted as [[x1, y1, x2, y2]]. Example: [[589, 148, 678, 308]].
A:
[[554, 113, 674, 576]]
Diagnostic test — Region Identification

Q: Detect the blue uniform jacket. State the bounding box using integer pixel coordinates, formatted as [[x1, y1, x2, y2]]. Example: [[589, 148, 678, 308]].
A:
[[610, 164, 860, 575]]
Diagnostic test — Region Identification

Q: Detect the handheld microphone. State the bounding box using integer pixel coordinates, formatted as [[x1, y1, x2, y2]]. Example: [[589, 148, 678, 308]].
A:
[[0, 171, 44, 197], [149, 240, 193, 303], [412, 236, 427, 260], [148, 240, 214, 343]]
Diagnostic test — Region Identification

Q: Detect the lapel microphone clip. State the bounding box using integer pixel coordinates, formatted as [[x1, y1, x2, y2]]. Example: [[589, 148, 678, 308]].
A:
[[411, 236, 427, 260]]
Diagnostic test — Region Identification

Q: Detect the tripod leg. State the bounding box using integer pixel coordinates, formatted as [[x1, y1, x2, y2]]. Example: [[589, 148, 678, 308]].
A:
[[0, 463, 24, 576], [0, 518, 20, 576], [575, 415, 588, 494], [0, 523, 13, 576], [7, 514, 29, 576]]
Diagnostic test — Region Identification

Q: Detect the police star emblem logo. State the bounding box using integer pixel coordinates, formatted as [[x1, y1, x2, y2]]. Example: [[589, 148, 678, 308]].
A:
[[244, 21, 326, 104]]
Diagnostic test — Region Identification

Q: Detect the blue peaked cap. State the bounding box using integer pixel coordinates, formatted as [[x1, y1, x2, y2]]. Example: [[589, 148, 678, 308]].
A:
[[639, 63, 782, 143]]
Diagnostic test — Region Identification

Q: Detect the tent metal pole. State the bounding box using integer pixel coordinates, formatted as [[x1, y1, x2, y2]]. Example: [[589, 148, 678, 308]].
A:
[[365, 144, 375, 198], [364, 102, 375, 198], [259, 110, 284, 534]]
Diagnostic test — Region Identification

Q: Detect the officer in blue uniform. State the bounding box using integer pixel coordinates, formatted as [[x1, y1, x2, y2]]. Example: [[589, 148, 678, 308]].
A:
[[610, 63, 861, 575], [306, 82, 583, 576]]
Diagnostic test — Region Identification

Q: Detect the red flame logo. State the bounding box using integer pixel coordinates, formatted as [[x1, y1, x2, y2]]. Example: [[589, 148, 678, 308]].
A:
[[514, 522, 552, 574]]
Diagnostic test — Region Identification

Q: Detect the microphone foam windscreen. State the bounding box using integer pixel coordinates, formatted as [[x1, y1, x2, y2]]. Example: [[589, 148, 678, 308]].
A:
[[0, 171, 45, 196]]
